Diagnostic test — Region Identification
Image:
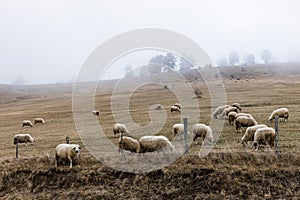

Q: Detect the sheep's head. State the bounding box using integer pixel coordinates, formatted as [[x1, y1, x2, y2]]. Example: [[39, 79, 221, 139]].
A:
[[30, 137, 35, 143], [268, 116, 273, 122], [73, 146, 81, 154]]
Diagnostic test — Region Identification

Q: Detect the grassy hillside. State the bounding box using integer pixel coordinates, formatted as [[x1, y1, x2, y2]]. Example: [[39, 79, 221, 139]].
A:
[[0, 63, 300, 199]]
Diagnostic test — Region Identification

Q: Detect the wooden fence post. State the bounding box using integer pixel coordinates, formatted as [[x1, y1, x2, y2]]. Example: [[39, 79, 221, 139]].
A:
[[16, 138, 19, 159], [66, 136, 69, 144], [184, 118, 189, 155], [275, 116, 279, 158]]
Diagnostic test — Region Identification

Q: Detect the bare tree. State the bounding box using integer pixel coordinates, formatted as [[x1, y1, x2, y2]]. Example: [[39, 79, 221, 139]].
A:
[[228, 51, 240, 66], [244, 53, 256, 65], [261, 49, 272, 64]]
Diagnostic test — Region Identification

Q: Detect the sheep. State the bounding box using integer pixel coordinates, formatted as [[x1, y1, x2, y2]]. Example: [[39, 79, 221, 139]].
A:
[[240, 124, 268, 147], [170, 105, 181, 113], [172, 123, 184, 139], [34, 117, 45, 125], [13, 134, 35, 146], [118, 135, 140, 153], [220, 106, 239, 119], [212, 105, 230, 119], [113, 123, 130, 138], [231, 103, 242, 111], [229, 112, 253, 126], [253, 127, 275, 151], [268, 108, 289, 122], [139, 136, 175, 153], [192, 123, 213, 144], [235, 116, 257, 133], [55, 144, 81, 168], [236, 113, 254, 118], [228, 111, 238, 125], [212, 103, 241, 119], [92, 110, 100, 116], [22, 120, 33, 127], [173, 103, 182, 110]]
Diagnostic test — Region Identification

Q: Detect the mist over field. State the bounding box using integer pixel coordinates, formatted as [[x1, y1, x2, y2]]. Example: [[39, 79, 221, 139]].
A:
[[0, 0, 300, 84]]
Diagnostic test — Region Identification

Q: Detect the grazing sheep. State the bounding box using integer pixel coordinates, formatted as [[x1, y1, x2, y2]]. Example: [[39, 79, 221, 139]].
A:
[[212, 105, 230, 119], [220, 106, 239, 119], [139, 136, 175, 153], [236, 113, 253, 118], [22, 120, 33, 127], [268, 108, 289, 122], [240, 124, 268, 147], [55, 144, 81, 168], [118, 136, 140, 153], [231, 103, 242, 111], [92, 110, 100, 116], [173, 123, 184, 139], [228, 111, 238, 125], [34, 118, 45, 125], [13, 134, 35, 146], [192, 123, 213, 144], [235, 116, 257, 133], [253, 127, 275, 151], [113, 123, 130, 138], [212, 103, 241, 119], [229, 112, 253, 126], [173, 103, 182, 110], [170, 105, 181, 113]]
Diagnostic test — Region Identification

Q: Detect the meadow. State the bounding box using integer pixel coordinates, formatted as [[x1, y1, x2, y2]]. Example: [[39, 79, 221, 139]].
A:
[[0, 64, 300, 199]]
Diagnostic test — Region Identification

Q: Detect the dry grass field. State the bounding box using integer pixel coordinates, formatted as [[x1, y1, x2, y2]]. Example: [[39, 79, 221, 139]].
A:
[[0, 64, 300, 199]]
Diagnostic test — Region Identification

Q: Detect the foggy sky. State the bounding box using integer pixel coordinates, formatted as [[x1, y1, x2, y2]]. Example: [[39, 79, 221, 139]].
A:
[[0, 0, 299, 84]]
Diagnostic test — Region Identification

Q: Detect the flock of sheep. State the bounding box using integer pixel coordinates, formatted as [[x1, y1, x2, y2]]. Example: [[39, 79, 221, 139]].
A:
[[14, 117, 82, 169], [13, 104, 289, 169], [116, 103, 289, 157], [212, 104, 289, 150]]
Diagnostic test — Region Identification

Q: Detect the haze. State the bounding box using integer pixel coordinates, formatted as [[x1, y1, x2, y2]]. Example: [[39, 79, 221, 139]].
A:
[[0, 0, 299, 84]]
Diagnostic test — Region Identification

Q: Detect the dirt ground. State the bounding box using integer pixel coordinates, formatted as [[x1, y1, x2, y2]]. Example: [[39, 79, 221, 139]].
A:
[[0, 64, 300, 199]]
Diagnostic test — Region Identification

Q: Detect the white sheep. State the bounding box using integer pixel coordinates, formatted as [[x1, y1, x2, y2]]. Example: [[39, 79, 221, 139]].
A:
[[235, 116, 257, 133], [34, 117, 45, 125], [139, 136, 176, 153], [55, 144, 81, 168], [170, 105, 181, 113], [118, 136, 140, 153], [92, 110, 100, 116], [172, 123, 184, 139], [228, 111, 237, 125], [240, 124, 268, 147], [220, 106, 239, 119], [236, 113, 254, 118], [268, 108, 289, 122], [212, 105, 230, 119], [212, 103, 241, 119], [192, 123, 213, 144], [113, 123, 130, 138], [253, 127, 275, 151], [229, 112, 253, 126], [22, 120, 33, 127], [173, 103, 182, 110], [13, 133, 35, 146]]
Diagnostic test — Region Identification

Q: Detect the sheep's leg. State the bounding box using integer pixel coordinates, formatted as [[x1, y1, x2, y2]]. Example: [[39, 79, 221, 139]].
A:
[[55, 154, 59, 168]]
